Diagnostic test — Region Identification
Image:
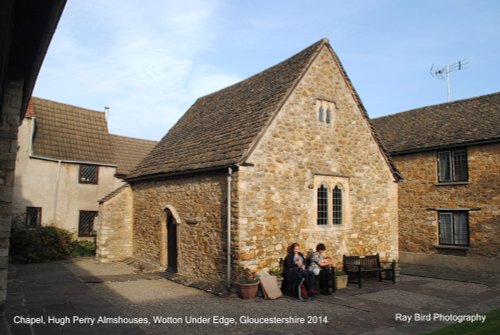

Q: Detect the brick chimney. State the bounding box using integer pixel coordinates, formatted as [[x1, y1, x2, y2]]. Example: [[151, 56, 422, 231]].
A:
[[25, 99, 36, 117]]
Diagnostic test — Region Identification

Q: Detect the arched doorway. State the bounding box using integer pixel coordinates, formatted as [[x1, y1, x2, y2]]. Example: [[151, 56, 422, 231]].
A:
[[165, 208, 178, 273]]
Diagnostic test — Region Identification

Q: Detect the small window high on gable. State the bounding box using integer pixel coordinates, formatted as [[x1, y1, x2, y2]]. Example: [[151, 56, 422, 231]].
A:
[[326, 108, 331, 124], [316, 100, 335, 125], [318, 106, 324, 122]]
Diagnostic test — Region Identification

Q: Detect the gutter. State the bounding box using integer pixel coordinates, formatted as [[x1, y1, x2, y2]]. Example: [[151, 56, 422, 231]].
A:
[[126, 165, 232, 183], [389, 138, 500, 157], [28, 117, 116, 167], [28, 117, 116, 226]]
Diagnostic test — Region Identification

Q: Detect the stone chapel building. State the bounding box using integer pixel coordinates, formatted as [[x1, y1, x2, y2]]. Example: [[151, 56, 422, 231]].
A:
[[97, 38, 400, 285]]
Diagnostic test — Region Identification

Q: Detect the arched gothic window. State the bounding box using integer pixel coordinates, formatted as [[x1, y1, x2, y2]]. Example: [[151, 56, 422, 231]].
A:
[[326, 108, 331, 124], [333, 185, 342, 225], [317, 185, 328, 225]]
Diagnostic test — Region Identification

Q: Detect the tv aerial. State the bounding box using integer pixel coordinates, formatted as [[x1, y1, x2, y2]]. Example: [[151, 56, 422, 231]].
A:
[[430, 59, 468, 102]]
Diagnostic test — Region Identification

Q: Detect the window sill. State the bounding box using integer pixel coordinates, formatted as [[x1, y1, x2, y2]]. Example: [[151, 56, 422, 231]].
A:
[[433, 244, 469, 250], [434, 181, 469, 186], [316, 225, 345, 231]]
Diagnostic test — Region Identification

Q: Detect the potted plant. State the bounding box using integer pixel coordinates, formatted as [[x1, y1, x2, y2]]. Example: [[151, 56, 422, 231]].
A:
[[237, 267, 260, 299], [268, 265, 284, 288], [335, 270, 348, 289]]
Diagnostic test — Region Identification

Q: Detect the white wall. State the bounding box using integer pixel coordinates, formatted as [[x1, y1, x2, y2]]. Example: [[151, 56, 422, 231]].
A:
[[12, 118, 123, 237]]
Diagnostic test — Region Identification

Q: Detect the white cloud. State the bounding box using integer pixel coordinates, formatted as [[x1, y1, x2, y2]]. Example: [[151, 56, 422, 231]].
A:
[[34, 0, 239, 140]]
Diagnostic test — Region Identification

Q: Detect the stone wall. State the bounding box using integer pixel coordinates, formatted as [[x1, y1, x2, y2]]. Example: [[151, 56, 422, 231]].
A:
[[132, 171, 231, 283], [237, 46, 399, 272], [96, 185, 134, 262], [0, 80, 23, 310], [394, 143, 500, 258]]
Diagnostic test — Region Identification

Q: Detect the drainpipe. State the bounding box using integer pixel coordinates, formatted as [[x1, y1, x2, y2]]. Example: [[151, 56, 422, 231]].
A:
[[53, 160, 62, 224], [227, 167, 233, 288]]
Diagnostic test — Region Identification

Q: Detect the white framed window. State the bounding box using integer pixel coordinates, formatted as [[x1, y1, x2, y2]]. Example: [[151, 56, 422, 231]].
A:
[[316, 100, 335, 126], [313, 176, 349, 228]]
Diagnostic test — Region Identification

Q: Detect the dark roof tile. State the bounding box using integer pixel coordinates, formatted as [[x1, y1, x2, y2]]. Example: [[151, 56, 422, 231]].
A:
[[372, 92, 500, 154], [31, 97, 114, 165], [110, 134, 157, 177], [127, 39, 326, 179]]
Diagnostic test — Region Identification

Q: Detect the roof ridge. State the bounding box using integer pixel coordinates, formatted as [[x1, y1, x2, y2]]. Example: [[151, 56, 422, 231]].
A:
[[31, 96, 106, 115], [372, 91, 500, 154], [196, 38, 328, 102], [129, 38, 393, 180], [238, 38, 328, 163], [373, 91, 500, 121], [109, 133, 157, 143]]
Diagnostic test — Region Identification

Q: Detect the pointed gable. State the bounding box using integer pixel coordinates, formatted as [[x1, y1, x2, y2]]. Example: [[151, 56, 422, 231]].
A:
[[128, 40, 325, 180], [128, 39, 399, 180]]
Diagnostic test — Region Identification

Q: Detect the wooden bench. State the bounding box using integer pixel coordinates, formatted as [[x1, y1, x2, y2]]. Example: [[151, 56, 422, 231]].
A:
[[343, 254, 395, 288]]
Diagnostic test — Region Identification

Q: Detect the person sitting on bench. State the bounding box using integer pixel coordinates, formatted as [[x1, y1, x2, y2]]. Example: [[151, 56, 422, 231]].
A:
[[284, 243, 317, 296], [308, 243, 333, 295]]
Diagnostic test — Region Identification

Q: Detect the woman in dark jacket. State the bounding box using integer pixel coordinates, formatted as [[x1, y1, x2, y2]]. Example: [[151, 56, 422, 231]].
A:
[[283, 243, 317, 296]]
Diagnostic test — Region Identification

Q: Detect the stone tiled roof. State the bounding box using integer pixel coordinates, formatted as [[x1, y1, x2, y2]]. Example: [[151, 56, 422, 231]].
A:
[[98, 184, 129, 203], [110, 134, 157, 177], [372, 92, 500, 155], [30, 97, 115, 165], [128, 38, 400, 180]]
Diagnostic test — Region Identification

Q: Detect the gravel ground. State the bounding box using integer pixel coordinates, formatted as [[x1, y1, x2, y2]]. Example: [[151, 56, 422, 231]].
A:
[[88, 278, 359, 334], [56, 258, 500, 335]]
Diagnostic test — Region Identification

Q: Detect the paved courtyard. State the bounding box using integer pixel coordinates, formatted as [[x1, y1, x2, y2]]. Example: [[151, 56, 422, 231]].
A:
[[3, 258, 500, 335]]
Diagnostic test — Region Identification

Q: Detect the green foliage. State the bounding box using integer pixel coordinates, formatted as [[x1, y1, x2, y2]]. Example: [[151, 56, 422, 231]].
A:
[[71, 240, 96, 257], [335, 270, 347, 276], [237, 267, 260, 284], [268, 265, 283, 277], [428, 308, 500, 335], [10, 226, 95, 263]]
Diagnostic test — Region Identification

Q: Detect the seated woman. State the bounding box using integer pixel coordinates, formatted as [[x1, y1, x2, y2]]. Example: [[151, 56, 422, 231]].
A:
[[308, 243, 333, 295], [283, 243, 317, 296]]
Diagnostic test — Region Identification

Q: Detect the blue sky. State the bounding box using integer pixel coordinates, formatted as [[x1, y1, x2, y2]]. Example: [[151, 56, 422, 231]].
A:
[[34, 0, 500, 141]]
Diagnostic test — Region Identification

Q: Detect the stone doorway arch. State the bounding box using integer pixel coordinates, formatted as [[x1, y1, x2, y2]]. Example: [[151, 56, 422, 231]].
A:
[[160, 205, 181, 272]]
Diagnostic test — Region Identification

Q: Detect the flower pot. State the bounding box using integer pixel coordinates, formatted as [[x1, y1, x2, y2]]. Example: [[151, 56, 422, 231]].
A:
[[238, 282, 260, 299], [335, 275, 348, 289]]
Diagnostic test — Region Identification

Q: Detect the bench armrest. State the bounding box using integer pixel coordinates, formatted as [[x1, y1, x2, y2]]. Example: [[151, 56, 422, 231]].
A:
[[379, 261, 396, 270]]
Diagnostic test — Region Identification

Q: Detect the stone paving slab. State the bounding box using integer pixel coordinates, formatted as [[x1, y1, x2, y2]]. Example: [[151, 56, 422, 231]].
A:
[[2, 258, 500, 335]]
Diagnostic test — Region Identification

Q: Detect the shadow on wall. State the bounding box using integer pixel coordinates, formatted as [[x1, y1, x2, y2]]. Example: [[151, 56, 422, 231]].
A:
[[10, 176, 35, 229]]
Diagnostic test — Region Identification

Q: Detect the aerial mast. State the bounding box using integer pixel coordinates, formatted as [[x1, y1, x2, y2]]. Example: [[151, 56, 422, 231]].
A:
[[430, 59, 468, 102]]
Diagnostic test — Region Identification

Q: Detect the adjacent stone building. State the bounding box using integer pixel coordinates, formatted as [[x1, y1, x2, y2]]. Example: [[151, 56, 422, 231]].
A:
[[12, 97, 156, 238], [372, 93, 500, 281], [98, 39, 400, 285]]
